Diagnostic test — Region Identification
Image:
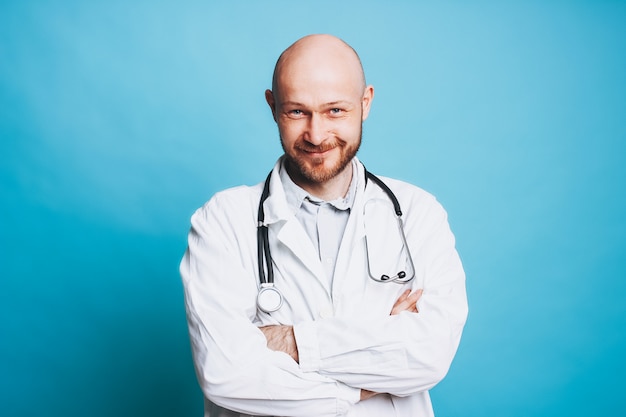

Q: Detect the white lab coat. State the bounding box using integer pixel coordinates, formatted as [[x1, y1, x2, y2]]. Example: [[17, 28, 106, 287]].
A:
[[180, 157, 468, 417]]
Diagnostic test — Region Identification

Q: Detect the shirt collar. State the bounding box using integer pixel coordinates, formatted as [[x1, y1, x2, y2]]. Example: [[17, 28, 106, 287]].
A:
[[279, 158, 358, 214]]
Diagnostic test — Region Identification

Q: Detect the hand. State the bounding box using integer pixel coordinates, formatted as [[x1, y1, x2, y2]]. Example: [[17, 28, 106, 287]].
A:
[[259, 325, 299, 363], [360, 389, 378, 401], [359, 289, 423, 401], [390, 289, 423, 315]]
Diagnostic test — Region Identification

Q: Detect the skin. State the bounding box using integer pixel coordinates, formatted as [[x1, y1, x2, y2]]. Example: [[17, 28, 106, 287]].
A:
[[265, 34, 374, 201], [260, 34, 424, 402]]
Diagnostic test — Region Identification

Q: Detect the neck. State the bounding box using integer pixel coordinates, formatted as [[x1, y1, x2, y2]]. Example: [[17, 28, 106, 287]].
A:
[[285, 160, 353, 201]]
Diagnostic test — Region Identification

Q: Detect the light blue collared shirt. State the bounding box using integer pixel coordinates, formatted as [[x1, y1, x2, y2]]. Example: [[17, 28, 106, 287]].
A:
[[279, 159, 358, 287]]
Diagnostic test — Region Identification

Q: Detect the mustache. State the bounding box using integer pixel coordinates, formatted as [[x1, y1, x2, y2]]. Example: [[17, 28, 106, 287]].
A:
[[295, 140, 341, 153]]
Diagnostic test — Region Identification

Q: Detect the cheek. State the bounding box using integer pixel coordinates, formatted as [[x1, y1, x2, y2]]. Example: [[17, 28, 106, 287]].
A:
[[278, 121, 302, 143], [336, 119, 362, 138]]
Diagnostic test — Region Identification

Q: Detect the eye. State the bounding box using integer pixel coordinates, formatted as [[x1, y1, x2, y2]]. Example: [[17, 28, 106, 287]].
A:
[[329, 108, 343, 115], [286, 109, 305, 119]]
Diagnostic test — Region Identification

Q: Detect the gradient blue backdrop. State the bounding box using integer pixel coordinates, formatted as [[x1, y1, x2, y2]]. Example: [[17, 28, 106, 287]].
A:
[[1, 1, 625, 416]]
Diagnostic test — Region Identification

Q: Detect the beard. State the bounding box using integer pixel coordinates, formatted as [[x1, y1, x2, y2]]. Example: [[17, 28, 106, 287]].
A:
[[280, 127, 362, 184]]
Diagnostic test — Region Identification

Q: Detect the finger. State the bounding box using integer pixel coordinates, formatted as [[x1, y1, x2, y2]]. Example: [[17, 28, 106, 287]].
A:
[[409, 289, 424, 312], [391, 298, 415, 315], [404, 289, 423, 305], [396, 289, 411, 303], [360, 389, 378, 401], [399, 289, 423, 308], [390, 289, 424, 315], [391, 289, 411, 310]]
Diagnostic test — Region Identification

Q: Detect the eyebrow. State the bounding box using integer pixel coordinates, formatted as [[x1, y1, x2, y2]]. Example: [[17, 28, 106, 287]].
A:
[[280, 100, 353, 107]]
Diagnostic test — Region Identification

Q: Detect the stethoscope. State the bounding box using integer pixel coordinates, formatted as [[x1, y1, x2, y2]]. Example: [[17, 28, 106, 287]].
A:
[[256, 168, 416, 313]]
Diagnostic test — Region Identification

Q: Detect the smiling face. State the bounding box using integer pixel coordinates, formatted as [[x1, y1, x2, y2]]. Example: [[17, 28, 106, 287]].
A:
[[266, 35, 374, 190]]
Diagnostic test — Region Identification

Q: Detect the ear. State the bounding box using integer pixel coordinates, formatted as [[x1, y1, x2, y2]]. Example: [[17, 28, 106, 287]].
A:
[[360, 85, 375, 121], [265, 89, 277, 122], [360, 85, 374, 121]]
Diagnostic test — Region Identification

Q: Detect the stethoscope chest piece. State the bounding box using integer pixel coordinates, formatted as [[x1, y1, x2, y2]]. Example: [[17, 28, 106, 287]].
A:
[[257, 283, 283, 313]]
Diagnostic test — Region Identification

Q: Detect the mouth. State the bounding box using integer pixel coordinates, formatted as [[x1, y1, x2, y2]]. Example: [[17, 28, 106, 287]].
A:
[[302, 148, 333, 158], [297, 144, 337, 158]]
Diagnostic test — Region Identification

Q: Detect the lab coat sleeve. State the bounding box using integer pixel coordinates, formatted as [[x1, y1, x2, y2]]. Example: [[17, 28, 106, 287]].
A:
[[180, 192, 361, 416], [293, 194, 468, 397]]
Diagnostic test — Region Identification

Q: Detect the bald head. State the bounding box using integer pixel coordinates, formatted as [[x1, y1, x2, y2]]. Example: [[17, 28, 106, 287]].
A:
[[264, 34, 374, 193], [271, 34, 366, 97]]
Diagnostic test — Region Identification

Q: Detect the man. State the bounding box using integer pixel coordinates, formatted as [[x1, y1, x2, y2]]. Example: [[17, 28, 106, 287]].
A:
[[180, 34, 468, 416]]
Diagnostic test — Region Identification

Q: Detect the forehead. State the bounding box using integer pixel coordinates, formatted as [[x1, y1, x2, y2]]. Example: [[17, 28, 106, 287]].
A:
[[275, 54, 364, 104], [280, 69, 360, 101]]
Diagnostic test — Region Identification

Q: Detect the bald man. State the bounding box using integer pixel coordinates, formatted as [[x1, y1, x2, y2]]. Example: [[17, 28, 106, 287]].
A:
[[181, 34, 468, 417]]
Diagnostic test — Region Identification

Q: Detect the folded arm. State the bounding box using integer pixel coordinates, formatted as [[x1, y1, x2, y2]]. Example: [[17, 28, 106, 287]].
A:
[[261, 195, 468, 398], [261, 289, 424, 400], [181, 199, 361, 416]]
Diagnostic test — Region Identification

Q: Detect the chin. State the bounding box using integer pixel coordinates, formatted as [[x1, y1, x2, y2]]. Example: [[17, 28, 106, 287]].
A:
[[283, 140, 359, 184], [302, 159, 347, 183]]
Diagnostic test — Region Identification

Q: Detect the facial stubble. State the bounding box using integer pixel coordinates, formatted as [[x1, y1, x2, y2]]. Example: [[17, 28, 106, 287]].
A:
[[280, 125, 362, 185]]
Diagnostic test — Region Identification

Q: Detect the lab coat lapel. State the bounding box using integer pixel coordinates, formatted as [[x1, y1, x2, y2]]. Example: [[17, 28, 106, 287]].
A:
[[275, 219, 326, 286], [261, 158, 328, 291]]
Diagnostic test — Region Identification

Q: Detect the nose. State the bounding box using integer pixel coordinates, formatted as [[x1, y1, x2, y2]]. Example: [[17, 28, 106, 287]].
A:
[[304, 113, 328, 145]]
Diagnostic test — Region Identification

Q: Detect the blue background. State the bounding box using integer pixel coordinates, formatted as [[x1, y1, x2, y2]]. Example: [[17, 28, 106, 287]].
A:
[[2, 1, 625, 416]]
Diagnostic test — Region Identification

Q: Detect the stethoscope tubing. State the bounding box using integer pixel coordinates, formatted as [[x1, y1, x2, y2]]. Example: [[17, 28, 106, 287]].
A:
[[257, 171, 274, 285], [256, 166, 415, 313]]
